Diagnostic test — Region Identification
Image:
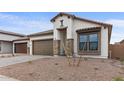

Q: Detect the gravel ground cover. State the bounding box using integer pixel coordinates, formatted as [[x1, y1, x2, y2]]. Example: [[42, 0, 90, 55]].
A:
[[0, 57, 124, 81]]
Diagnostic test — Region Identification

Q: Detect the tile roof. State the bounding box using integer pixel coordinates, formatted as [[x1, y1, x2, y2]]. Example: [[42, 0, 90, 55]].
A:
[[28, 29, 53, 37], [51, 12, 112, 43], [51, 12, 112, 26], [76, 27, 101, 32], [0, 30, 26, 37]]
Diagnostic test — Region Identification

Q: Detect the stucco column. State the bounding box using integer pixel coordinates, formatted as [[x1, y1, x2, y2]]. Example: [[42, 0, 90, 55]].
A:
[[12, 43, 15, 55], [53, 40, 60, 56], [101, 27, 108, 58], [27, 41, 30, 55], [66, 39, 74, 56], [29, 40, 33, 55]]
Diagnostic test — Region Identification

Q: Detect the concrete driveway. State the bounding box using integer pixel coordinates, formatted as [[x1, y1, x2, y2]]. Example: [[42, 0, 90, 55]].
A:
[[0, 55, 52, 67], [0, 75, 18, 81]]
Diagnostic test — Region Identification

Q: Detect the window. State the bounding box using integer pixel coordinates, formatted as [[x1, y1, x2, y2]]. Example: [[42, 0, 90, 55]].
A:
[[79, 35, 87, 51], [60, 20, 64, 26], [79, 33, 99, 52], [89, 34, 98, 50]]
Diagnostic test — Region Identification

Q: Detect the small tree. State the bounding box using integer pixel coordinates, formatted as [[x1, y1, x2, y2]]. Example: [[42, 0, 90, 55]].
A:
[[62, 42, 72, 66]]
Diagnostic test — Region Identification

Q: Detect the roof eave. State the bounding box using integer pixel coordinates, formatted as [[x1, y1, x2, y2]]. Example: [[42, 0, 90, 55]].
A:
[[51, 12, 112, 27], [0, 30, 26, 37], [74, 16, 112, 27], [28, 31, 53, 37], [50, 12, 75, 22], [28, 33, 53, 37]]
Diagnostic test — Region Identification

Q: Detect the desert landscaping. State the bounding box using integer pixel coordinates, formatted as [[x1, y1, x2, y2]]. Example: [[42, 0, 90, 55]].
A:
[[0, 57, 124, 81]]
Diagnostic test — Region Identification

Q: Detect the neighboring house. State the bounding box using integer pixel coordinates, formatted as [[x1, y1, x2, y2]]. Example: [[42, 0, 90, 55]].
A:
[[120, 39, 124, 44], [114, 39, 124, 45], [1, 13, 113, 58], [0, 30, 25, 54]]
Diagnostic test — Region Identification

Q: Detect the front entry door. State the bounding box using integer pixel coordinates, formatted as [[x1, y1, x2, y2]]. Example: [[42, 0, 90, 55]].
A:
[[60, 31, 66, 56]]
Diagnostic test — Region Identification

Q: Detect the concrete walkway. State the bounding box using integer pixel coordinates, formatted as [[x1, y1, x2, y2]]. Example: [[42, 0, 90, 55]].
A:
[[0, 75, 18, 81], [0, 55, 52, 67]]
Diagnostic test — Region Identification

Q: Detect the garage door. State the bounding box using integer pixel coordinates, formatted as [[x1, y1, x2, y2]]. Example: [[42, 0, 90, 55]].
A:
[[15, 43, 27, 53], [33, 39, 53, 55]]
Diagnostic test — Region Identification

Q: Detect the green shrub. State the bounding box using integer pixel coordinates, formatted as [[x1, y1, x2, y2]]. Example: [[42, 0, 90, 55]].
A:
[[120, 59, 124, 65], [28, 61, 32, 64], [113, 77, 124, 81], [29, 73, 33, 76], [94, 67, 99, 70]]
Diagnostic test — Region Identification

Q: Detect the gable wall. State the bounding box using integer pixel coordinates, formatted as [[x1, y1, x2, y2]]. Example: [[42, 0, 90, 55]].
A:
[[52, 15, 109, 58], [73, 19, 109, 58], [73, 19, 100, 54], [53, 15, 73, 39]]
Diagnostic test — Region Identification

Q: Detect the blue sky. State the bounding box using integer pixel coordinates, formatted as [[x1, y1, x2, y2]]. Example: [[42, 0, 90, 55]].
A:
[[0, 12, 124, 44]]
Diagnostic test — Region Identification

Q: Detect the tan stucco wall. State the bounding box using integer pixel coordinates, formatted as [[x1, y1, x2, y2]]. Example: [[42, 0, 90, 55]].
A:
[[1, 41, 13, 54], [0, 33, 24, 54], [53, 15, 109, 58], [73, 19, 100, 55], [0, 33, 22, 41], [101, 27, 108, 58], [73, 19, 109, 58], [53, 15, 73, 40]]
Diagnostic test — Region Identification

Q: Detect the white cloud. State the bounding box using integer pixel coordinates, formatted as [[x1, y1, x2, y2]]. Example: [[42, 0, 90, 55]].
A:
[[105, 19, 124, 27], [105, 19, 124, 44], [0, 13, 18, 20], [0, 13, 53, 34], [0, 13, 123, 44]]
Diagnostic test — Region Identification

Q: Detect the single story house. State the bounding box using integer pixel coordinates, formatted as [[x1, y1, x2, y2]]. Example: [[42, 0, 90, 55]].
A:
[[120, 39, 124, 44], [114, 39, 124, 45], [1, 13, 113, 58]]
